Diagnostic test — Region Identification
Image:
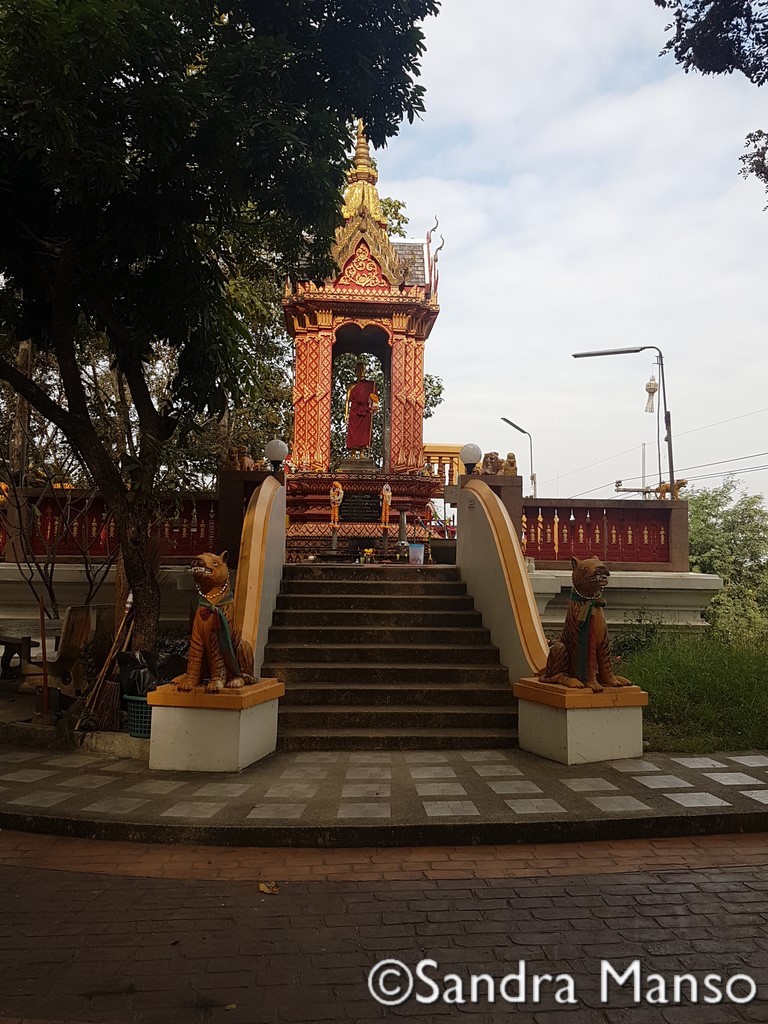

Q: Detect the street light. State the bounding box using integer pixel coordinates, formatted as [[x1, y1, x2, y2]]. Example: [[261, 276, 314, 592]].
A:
[[500, 417, 536, 498], [572, 346, 675, 497]]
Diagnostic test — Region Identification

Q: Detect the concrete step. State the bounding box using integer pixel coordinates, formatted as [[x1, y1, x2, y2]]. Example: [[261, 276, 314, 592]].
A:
[[283, 564, 461, 583], [275, 593, 476, 612], [266, 626, 491, 646], [280, 681, 515, 707], [271, 608, 484, 628], [272, 561, 510, 750], [263, 663, 510, 685], [281, 579, 468, 597], [277, 726, 518, 751], [263, 643, 501, 665], [279, 705, 517, 730]]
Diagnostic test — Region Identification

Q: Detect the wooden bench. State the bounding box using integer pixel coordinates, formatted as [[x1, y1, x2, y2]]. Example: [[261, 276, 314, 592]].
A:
[[21, 606, 113, 696], [0, 635, 40, 679]]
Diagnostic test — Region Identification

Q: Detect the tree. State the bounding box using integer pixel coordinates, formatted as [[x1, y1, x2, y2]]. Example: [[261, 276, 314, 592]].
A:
[[655, 1, 768, 199], [380, 197, 411, 238], [0, 0, 439, 646], [655, 1, 768, 82], [687, 477, 768, 643]]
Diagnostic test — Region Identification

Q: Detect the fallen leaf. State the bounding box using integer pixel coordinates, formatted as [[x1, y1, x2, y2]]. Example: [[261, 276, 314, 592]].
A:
[[258, 881, 279, 895], [224, 1004, 237, 1011]]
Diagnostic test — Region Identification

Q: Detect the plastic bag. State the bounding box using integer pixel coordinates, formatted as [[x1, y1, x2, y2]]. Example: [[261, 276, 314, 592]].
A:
[[118, 651, 190, 696]]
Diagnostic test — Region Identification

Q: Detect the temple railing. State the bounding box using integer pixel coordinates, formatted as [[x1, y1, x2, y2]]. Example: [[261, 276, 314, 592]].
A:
[[0, 485, 689, 571], [422, 444, 464, 489], [0, 489, 219, 563], [449, 475, 688, 572], [519, 498, 689, 572]]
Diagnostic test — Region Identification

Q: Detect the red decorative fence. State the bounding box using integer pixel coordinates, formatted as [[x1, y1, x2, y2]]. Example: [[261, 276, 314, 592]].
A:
[[520, 498, 688, 572], [0, 490, 219, 563], [0, 487, 688, 571]]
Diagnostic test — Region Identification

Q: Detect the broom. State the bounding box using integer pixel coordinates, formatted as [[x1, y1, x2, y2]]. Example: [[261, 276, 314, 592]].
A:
[[75, 532, 172, 732], [72, 601, 133, 732], [92, 618, 134, 732]]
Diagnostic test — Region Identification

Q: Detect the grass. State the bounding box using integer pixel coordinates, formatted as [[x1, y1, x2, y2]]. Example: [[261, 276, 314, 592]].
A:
[[621, 631, 768, 753]]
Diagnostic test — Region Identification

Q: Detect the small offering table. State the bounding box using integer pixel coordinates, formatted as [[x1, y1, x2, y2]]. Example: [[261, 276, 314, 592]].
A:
[[147, 679, 284, 772]]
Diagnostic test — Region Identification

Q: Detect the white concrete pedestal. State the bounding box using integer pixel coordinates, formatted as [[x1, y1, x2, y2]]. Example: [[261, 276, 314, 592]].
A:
[[147, 679, 284, 772], [513, 678, 648, 766]]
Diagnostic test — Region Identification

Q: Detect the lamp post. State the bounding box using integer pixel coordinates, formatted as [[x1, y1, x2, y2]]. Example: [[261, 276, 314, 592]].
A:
[[500, 418, 536, 498], [572, 346, 675, 497]]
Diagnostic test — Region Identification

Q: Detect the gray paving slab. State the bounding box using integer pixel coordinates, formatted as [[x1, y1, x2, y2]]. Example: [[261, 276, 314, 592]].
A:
[[1, 743, 768, 846]]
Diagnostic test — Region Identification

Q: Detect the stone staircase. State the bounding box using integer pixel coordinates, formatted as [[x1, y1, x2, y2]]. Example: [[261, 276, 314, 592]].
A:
[[262, 564, 517, 750]]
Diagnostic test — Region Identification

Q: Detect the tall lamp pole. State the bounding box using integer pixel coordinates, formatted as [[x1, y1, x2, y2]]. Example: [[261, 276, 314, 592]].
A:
[[500, 417, 536, 498], [571, 346, 675, 497]]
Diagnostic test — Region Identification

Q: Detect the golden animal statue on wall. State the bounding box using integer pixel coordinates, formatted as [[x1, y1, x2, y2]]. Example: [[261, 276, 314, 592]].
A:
[[473, 451, 502, 475], [237, 446, 255, 471], [500, 452, 518, 476], [172, 552, 255, 694], [655, 479, 688, 500], [539, 556, 632, 693]]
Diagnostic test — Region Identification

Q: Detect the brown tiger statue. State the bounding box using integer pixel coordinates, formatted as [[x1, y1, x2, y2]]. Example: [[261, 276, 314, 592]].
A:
[[172, 551, 255, 694], [539, 556, 632, 693], [655, 478, 688, 500]]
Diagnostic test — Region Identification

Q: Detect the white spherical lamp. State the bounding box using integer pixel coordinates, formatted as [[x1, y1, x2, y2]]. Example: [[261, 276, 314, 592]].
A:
[[265, 438, 289, 472], [459, 443, 482, 475]]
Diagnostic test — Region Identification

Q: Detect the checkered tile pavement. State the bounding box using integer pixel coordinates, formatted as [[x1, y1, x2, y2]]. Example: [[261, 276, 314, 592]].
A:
[[1, 744, 768, 828]]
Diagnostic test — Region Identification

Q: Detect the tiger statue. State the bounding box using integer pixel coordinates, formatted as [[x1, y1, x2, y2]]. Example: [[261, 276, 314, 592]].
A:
[[172, 551, 255, 694], [655, 479, 688, 500], [539, 556, 632, 693]]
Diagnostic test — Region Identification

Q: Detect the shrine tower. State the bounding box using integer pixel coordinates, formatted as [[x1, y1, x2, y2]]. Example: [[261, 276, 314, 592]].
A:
[[283, 122, 440, 474]]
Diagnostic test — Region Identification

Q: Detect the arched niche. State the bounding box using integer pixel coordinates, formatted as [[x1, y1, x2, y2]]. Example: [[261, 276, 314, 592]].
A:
[[333, 322, 391, 472]]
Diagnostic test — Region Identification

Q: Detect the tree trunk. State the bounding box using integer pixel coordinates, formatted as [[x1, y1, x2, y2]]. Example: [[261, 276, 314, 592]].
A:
[[113, 547, 130, 634], [116, 502, 161, 651], [9, 340, 32, 479]]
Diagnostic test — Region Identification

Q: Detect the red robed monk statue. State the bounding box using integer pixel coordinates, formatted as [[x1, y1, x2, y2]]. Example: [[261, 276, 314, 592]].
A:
[[344, 362, 380, 456]]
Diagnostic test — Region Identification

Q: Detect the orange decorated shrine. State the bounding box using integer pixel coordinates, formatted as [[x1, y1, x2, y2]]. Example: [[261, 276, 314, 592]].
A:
[[283, 122, 440, 476], [279, 122, 445, 559]]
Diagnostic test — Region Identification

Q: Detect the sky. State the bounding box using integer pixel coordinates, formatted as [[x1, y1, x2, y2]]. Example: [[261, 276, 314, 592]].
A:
[[374, 1, 768, 506]]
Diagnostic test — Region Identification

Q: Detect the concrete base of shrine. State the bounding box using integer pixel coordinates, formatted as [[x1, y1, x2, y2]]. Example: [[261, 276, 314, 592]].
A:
[[513, 678, 648, 766], [334, 456, 379, 475], [147, 680, 284, 773]]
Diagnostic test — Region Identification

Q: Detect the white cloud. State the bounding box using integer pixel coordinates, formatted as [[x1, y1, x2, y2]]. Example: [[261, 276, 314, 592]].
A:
[[375, 0, 768, 502]]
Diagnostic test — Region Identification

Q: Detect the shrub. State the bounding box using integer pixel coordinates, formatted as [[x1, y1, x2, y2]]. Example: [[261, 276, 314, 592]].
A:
[[611, 610, 661, 662], [623, 631, 768, 752]]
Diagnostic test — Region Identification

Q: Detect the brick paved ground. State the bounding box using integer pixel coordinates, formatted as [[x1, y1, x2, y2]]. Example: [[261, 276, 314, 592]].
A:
[[1, 831, 767, 1024]]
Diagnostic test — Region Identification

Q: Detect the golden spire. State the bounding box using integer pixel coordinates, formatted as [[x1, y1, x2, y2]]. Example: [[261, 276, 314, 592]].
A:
[[341, 119, 387, 229], [349, 119, 378, 185]]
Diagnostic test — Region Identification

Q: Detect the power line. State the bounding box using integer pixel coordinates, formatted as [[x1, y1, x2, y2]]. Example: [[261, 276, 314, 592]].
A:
[[541, 405, 768, 489], [684, 464, 768, 483], [675, 406, 768, 438], [618, 451, 768, 484], [566, 462, 768, 500], [567, 480, 625, 498], [538, 445, 644, 487]]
